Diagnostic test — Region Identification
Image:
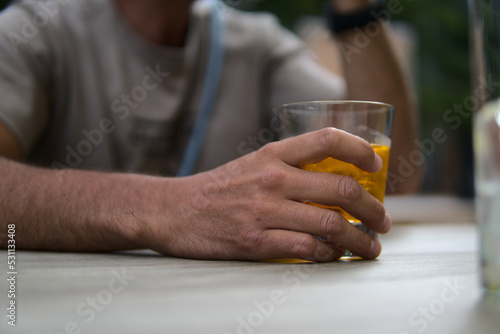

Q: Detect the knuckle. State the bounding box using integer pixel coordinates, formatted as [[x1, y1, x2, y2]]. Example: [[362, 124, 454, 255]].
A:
[[316, 127, 339, 151], [359, 142, 377, 165], [336, 175, 362, 203], [257, 165, 286, 191], [363, 142, 376, 159], [240, 228, 266, 252], [318, 210, 343, 239], [371, 201, 386, 222], [259, 141, 279, 157], [289, 235, 316, 258]]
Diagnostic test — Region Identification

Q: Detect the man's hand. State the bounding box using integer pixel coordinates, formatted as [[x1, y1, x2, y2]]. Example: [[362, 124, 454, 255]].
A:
[[0, 127, 391, 262], [146, 128, 391, 262]]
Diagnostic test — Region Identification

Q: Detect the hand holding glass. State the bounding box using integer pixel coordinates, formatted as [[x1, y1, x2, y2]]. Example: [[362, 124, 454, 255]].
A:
[[277, 101, 394, 258]]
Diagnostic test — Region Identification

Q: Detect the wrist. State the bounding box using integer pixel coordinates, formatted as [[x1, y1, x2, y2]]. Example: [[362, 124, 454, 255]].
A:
[[119, 174, 194, 255], [108, 173, 173, 250]]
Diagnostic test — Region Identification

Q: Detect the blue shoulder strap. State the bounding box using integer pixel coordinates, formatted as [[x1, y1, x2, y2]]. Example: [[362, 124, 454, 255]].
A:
[[177, 0, 225, 177]]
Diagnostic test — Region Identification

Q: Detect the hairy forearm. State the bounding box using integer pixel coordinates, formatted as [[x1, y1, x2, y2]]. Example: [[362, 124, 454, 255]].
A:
[[0, 157, 175, 252], [0, 128, 392, 261]]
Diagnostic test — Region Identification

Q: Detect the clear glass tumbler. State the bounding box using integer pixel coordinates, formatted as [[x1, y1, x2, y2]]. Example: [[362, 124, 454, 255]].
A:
[[470, 0, 500, 292], [277, 100, 394, 259]]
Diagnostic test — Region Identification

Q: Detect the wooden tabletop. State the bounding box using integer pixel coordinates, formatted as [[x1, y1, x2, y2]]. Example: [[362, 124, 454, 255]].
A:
[[1, 196, 499, 334]]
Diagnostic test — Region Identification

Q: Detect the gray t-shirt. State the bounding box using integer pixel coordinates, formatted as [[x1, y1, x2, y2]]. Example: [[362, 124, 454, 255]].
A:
[[0, 0, 346, 176]]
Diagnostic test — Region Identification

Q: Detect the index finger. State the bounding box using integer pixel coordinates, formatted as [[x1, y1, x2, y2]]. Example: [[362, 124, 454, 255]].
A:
[[273, 128, 383, 173]]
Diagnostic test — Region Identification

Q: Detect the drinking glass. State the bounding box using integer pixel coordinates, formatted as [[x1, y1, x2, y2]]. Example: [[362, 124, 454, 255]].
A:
[[470, 0, 500, 292], [277, 100, 394, 259]]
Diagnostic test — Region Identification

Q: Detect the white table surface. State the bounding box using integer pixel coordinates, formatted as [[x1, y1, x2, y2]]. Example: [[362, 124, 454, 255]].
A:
[[1, 195, 499, 334]]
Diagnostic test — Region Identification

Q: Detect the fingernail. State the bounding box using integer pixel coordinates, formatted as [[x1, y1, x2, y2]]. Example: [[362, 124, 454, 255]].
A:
[[374, 154, 383, 171], [370, 239, 382, 259], [383, 213, 392, 233]]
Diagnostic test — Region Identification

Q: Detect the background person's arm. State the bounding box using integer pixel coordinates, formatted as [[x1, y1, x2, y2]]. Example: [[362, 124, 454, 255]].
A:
[[0, 122, 21, 161], [0, 123, 390, 261], [331, 0, 420, 194]]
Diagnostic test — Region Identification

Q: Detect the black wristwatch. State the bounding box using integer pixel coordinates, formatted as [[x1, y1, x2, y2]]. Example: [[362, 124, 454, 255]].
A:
[[325, 1, 387, 34]]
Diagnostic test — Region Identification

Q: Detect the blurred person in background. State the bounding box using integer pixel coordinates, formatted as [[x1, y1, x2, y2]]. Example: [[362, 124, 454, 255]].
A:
[[0, 0, 418, 261]]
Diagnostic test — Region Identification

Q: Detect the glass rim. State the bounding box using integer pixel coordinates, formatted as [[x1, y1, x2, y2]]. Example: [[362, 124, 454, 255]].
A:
[[277, 100, 394, 110]]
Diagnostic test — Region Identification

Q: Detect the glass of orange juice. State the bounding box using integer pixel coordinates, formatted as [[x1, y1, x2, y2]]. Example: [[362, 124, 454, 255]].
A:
[[276, 100, 394, 259]]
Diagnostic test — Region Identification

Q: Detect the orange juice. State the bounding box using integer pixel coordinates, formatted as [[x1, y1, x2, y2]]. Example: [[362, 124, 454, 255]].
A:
[[302, 144, 390, 222]]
